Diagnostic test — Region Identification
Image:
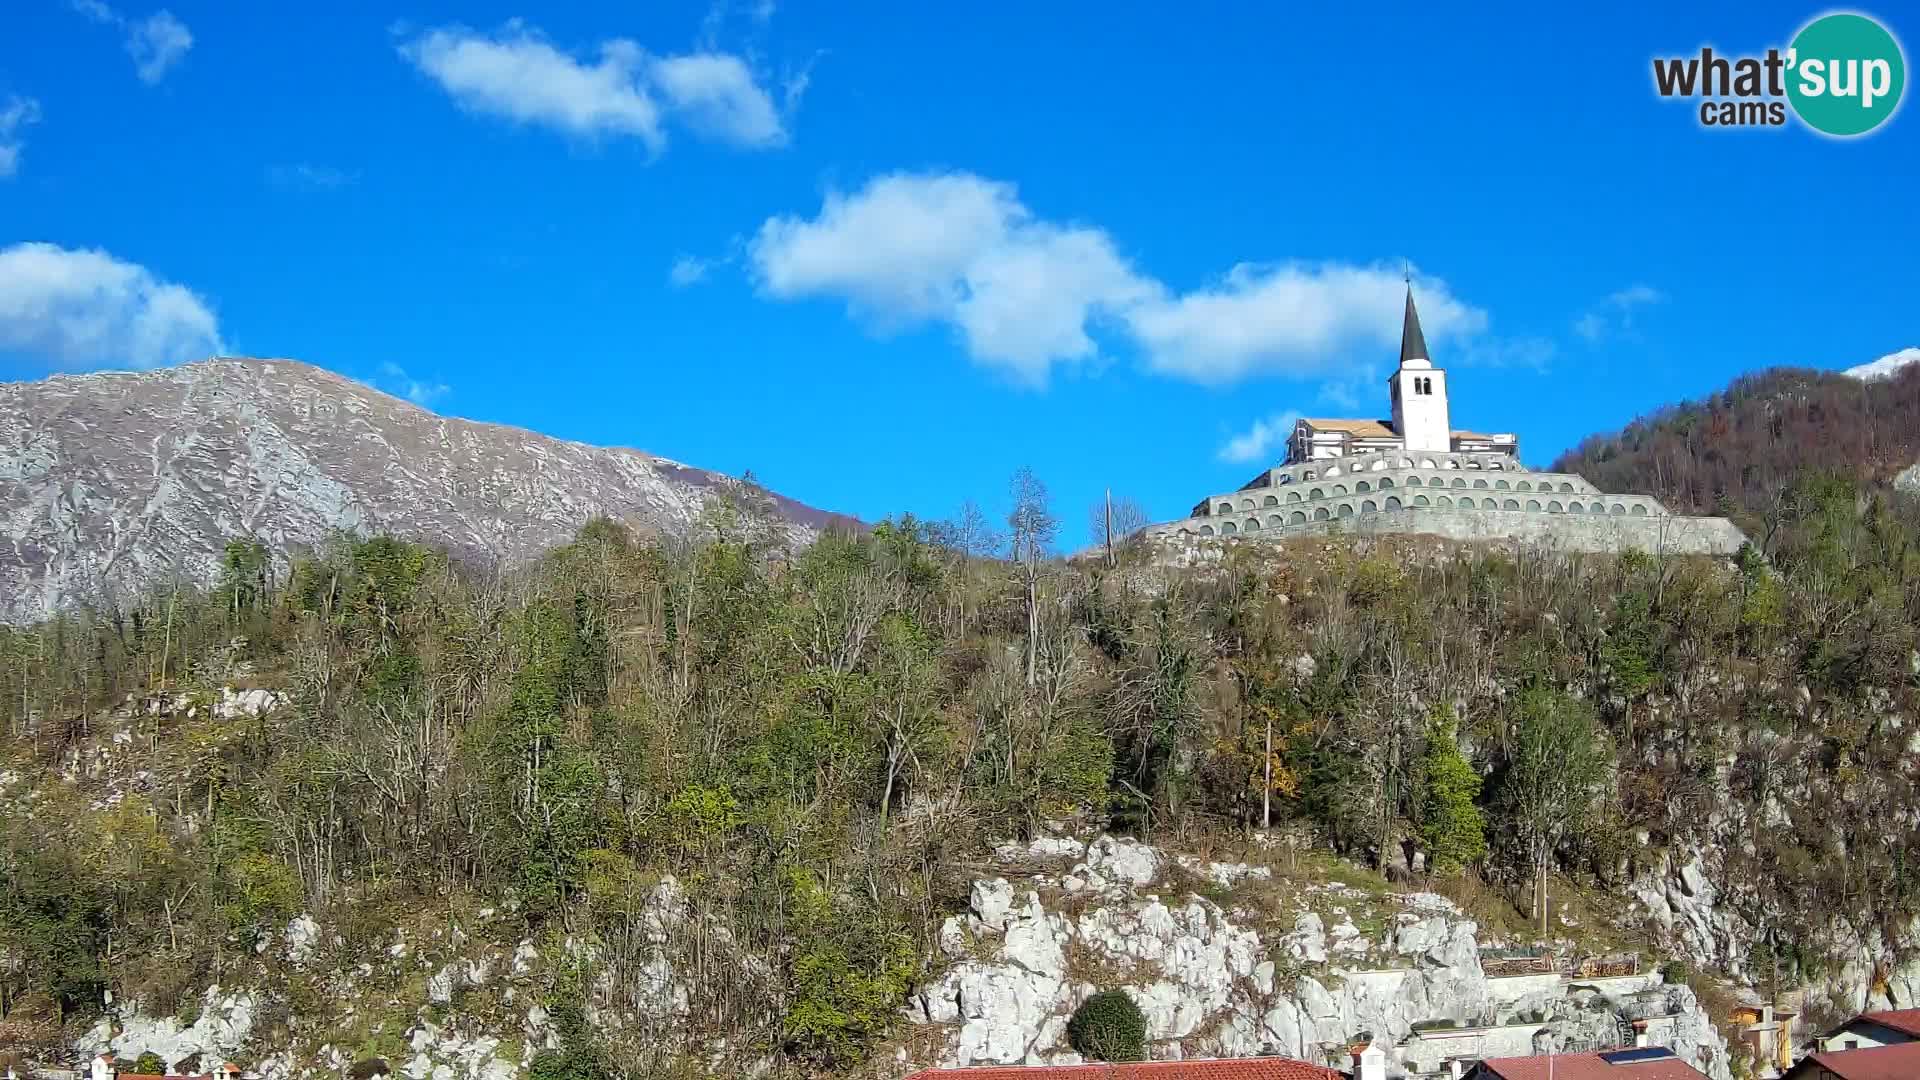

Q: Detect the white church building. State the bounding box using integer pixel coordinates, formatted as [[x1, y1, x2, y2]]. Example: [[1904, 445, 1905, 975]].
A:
[[1284, 290, 1518, 465], [1142, 286, 1749, 556]]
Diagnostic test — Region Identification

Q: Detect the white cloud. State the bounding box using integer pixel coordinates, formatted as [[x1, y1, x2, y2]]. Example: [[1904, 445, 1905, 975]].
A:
[[1314, 364, 1383, 413], [1845, 346, 1920, 380], [396, 21, 787, 152], [266, 162, 359, 191], [651, 53, 785, 147], [399, 24, 663, 146], [0, 96, 41, 179], [1217, 410, 1301, 465], [1130, 262, 1487, 385], [750, 172, 1153, 385], [699, 0, 777, 45], [782, 61, 814, 116], [0, 242, 223, 368], [748, 171, 1504, 388], [1574, 284, 1664, 343], [377, 362, 451, 406], [669, 254, 718, 287], [1458, 333, 1556, 370], [128, 11, 192, 84], [70, 2, 192, 84]]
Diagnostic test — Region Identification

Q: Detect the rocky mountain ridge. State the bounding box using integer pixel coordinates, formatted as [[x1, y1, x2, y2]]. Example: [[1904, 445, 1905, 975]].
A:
[[1844, 347, 1920, 381], [0, 358, 847, 623]]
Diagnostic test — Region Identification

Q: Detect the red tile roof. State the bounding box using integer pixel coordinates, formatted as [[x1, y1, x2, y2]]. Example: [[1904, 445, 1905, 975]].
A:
[[902, 1058, 1343, 1080], [1795, 1041, 1920, 1079], [1474, 1051, 1706, 1080], [1856, 1009, 1920, 1038]]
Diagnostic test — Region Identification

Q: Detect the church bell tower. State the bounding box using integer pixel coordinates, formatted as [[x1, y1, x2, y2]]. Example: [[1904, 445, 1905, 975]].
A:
[[1388, 284, 1451, 453]]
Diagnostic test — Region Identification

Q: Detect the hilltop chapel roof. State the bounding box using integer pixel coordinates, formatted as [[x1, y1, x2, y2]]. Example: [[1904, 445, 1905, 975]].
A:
[[1298, 418, 1399, 437]]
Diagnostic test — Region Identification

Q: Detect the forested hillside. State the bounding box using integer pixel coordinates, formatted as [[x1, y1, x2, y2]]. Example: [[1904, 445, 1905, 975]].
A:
[[1552, 364, 1920, 533], [2, 389, 1919, 1077]]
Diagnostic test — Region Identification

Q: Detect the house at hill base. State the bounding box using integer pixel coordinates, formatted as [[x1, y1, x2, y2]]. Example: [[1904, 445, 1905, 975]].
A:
[[1781, 1039, 1920, 1079], [1140, 285, 1749, 557], [1812, 1008, 1920, 1054], [1464, 1046, 1708, 1079], [900, 1052, 1348, 1079]]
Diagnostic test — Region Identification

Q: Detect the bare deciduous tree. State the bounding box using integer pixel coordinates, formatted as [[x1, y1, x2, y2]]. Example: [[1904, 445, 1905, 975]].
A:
[[1087, 492, 1150, 566], [1502, 688, 1614, 933], [1008, 467, 1057, 686], [932, 499, 1000, 559]]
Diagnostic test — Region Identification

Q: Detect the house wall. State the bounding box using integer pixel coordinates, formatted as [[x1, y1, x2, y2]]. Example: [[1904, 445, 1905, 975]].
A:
[[1818, 1019, 1916, 1052], [1642, 1015, 1680, 1047]]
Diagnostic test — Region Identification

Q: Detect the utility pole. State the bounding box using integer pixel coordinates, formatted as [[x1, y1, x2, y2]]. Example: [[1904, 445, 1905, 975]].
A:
[[1262, 711, 1273, 829], [1104, 488, 1115, 568]]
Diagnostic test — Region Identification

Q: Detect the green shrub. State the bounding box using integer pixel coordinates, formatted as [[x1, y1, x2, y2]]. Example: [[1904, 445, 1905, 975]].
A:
[[527, 1048, 607, 1080], [1660, 960, 1689, 984], [780, 869, 920, 1066], [223, 851, 303, 933], [1067, 989, 1147, 1062], [133, 1053, 165, 1074]]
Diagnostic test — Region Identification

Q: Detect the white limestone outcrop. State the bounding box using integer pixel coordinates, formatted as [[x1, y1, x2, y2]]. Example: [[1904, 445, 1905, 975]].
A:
[[1631, 850, 1753, 977], [79, 986, 257, 1073], [1633, 838, 1920, 1021], [284, 914, 322, 965], [399, 1023, 519, 1080], [64, 827, 1736, 1080], [909, 833, 1731, 1080]]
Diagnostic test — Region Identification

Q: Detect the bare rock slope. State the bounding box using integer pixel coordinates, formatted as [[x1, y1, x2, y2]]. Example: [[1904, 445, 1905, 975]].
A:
[[0, 357, 845, 623]]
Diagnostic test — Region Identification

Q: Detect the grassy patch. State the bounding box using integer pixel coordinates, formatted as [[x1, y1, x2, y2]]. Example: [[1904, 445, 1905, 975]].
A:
[[1293, 851, 1393, 899], [1061, 937, 1142, 989], [1687, 970, 1746, 1030]]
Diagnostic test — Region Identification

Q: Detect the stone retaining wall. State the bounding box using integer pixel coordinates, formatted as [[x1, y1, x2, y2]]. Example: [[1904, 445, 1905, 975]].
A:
[[1486, 972, 1566, 1004], [1149, 506, 1748, 557]]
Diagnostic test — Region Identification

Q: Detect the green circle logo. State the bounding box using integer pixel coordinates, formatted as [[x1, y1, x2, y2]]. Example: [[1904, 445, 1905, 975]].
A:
[[1786, 12, 1906, 136]]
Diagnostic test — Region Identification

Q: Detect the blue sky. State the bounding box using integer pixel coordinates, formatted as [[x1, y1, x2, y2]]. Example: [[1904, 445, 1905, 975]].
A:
[[2, 2, 1916, 542]]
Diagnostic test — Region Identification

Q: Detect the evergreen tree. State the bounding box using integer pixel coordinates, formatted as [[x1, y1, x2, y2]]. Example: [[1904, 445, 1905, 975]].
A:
[[1416, 710, 1487, 875]]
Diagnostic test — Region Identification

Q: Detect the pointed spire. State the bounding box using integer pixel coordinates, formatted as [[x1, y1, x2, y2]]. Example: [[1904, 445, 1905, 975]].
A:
[[1399, 281, 1430, 366]]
